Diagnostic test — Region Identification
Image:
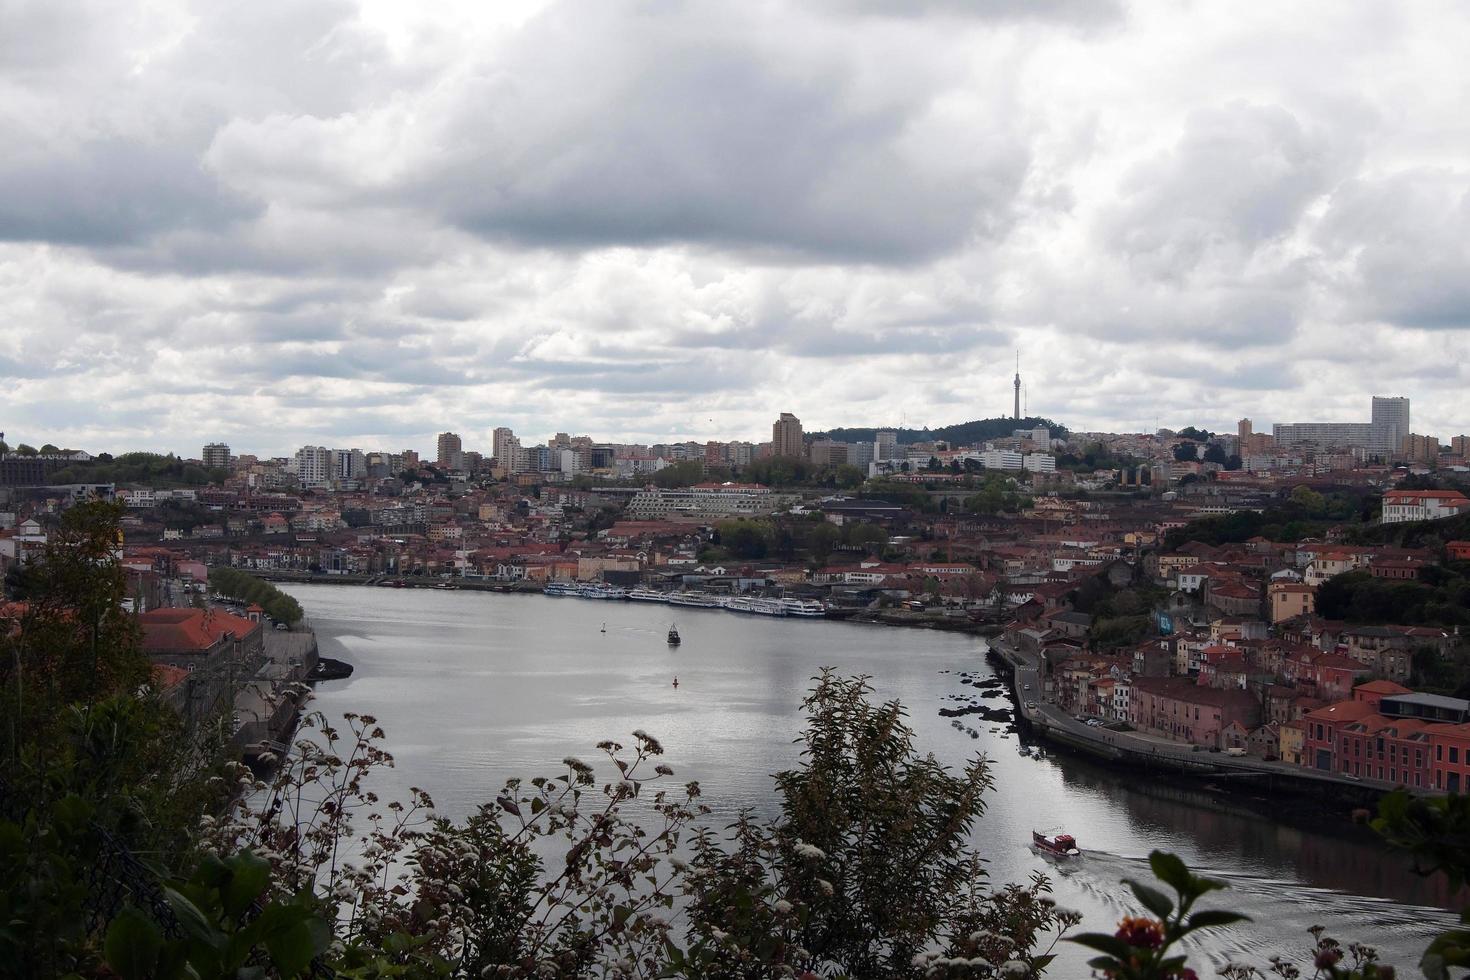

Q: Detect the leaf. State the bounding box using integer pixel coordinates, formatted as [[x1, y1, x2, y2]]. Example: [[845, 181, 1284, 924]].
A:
[[1068, 931, 1136, 960], [222, 850, 271, 920], [104, 907, 163, 980], [1186, 909, 1249, 931], [498, 796, 521, 817], [264, 913, 332, 976], [165, 886, 224, 950], [1125, 879, 1174, 919], [531, 796, 545, 814], [1148, 850, 1191, 894]]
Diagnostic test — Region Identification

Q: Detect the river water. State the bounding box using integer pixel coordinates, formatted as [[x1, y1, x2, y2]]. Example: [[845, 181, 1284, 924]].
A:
[[284, 583, 1458, 973]]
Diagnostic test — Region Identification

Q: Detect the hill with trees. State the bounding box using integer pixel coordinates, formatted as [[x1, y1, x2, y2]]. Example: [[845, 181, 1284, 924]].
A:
[[813, 415, 1068, 446], [49, 451, 227, 487]]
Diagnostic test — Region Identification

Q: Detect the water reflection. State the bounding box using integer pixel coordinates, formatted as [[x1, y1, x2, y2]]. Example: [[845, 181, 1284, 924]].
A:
[[285, 584, 1459, 972]]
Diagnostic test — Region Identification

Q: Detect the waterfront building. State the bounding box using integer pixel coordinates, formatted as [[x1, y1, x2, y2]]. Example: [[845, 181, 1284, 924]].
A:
[[772, 413, 804, 458], [1127, 676, 1261, 748]]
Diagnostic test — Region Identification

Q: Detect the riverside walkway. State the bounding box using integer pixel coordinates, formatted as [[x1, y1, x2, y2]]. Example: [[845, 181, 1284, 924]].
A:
[[991, 639, 1400, 796]]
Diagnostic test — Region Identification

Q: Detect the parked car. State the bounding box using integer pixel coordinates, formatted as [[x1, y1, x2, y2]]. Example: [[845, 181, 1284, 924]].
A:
[[1224, 746, 1247, 757], [1026, 701, 1037, 710]]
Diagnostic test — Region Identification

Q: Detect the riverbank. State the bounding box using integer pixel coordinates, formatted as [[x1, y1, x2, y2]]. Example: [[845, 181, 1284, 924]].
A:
[[988, 639, 1390, 810], [248, 569, 1004, 635]]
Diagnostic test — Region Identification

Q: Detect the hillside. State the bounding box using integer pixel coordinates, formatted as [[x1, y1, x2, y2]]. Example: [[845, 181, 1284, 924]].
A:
[[813, 416, 1067, 446]]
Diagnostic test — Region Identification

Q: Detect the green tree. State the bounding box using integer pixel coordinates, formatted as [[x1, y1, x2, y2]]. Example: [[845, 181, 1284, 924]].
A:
[[714, 519, 771, 560], [806, 522, 841, 567]]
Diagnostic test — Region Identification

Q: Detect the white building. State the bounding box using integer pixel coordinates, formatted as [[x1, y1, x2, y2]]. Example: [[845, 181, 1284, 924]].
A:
[[626, 482, 798, 520], [980, 449, 1024, 471], [1381, 490, 1470, 524], [293, 446, 332, 488], [1023, 453, 1056, 473]]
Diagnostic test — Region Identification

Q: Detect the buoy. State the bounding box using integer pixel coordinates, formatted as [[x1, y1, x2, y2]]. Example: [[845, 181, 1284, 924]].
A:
[[672, 676, 679, 688], [601, 623, 606, 633]]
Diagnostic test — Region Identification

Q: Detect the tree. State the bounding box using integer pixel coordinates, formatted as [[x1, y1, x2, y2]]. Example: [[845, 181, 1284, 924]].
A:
[[1289, 484, 1326, 516], [15, 443, 37, 456], [715, 519, 771, 560], [846, 522, 889, 556], [1202, 444, 1228, 466], [806, 522, 840, 567], [1172, 443, 1199, 462]]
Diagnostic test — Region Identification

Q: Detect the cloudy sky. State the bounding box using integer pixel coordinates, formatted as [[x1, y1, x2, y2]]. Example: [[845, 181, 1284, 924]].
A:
[[2, 0, 1469, 457]]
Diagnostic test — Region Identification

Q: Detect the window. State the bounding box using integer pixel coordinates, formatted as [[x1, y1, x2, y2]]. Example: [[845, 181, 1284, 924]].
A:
[[1453, 747, 1461, 764]]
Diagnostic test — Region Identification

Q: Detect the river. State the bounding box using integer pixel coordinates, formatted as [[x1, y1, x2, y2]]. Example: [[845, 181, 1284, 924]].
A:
[[283, 583, 1458, 973]]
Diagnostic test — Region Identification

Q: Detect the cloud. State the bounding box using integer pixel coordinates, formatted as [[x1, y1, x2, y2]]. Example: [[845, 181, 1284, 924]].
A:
[[2, 1, 1470, 452]]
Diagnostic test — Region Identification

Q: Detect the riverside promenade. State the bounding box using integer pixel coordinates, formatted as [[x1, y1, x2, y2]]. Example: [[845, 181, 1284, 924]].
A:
[[990, 638, 1396, 801]]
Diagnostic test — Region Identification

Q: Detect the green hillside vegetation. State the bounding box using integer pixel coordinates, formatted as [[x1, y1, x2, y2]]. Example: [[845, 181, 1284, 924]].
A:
[[207, 566, 304, 625], [1316, 564, 1470, 629], [815, 415, 1068, 446], [50, 452, 227, 487], [1163, 486, 1375, 549], [1343, 509, 1470, 551]]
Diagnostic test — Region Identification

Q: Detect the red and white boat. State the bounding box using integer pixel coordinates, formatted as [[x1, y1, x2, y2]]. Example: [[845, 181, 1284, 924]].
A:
[[1031, 830, 1081, 858]]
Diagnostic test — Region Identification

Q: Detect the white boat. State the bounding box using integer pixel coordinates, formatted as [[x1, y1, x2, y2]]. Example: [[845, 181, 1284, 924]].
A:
[[668, 591, 721, 608], [723, 596, 754, 613], [779, 598, 826, 617], [628, 588, 669, 602], [748, 597, 786, 616], [544, 582, 580, 596]]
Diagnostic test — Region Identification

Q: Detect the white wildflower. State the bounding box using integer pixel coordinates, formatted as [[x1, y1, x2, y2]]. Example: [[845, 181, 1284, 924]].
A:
[[773, 899, 794, 914], [793, 841, 826, 860], [1001, 960, 1029, 977]]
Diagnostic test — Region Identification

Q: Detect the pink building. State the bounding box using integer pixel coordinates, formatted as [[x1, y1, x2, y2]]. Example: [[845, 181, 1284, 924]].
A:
[[1128, 677, 1262, 748]]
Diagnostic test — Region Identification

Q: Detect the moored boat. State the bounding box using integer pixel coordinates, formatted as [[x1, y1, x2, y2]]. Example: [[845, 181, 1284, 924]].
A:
[[628, 588, 669, 602], [667, 624, 681, 645], [544, 581, 580, 596], [1031, 831, 1080, 858], [668, 591, 721, 608], [779, 598, 826, 617]]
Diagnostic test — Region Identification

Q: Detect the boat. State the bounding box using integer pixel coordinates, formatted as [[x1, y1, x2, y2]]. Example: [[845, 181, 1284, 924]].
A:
[[628, 588, 669, 603], [779, 598, 826, 617], [667, 591, 721, 608], [600, 623, 606, 633], [1031, 831, 1081, 859], [723, 596, 754, 613], [433, 581, 458, 590], [748, 597, 786, 616], [667, 625, 681, 645], [543, 582, 580, 596]]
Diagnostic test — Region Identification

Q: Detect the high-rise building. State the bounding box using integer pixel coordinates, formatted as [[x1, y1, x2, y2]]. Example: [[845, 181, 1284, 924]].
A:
[[293, 446, 332, 488], [492, 427, 523, 472], [202, 442, 231, 470], [875, 431, 899, 461], [772, 413, 804, 458], [331, 448, 367, 483], [1372, 396, 1411, 451], [1273, 396, 1410, 455], [436, 432, 462, 469], [1401, 433, 1440, 465], [1452, 435, 1470, 458]]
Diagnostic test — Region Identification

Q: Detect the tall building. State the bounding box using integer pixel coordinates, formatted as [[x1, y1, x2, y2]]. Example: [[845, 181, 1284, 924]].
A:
[[1401, 433, 1440, 465], [772, 413, 804, 458], [436, 432, 462, 469], [1273, 396, 1410, 455], [331, 448, 367, 483], [1452, 435, 1470, 458], [876, 431, 899, 461], [1373, 396, 1411, 450], [202, 442, 231, 470], [292, 446, 332, 488], [492, 427, 523, 472]]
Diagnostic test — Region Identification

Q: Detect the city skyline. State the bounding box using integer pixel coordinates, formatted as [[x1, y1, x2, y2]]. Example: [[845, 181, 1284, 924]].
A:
[[3, 2, 1470, 452]]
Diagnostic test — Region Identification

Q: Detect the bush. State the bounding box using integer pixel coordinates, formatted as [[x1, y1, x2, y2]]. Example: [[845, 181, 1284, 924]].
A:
[[208, 567, 304, 625]]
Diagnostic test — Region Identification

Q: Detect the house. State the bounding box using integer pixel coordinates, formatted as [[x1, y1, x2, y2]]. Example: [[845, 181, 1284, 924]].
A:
[[1381, 490, 1470, 524], [1279, 720, 1305, 765], [138, 607, 263, 667], [1128, 677, 1262, 748], [1247, 723, 1280, 759], [1268, 582, 1314, 624]]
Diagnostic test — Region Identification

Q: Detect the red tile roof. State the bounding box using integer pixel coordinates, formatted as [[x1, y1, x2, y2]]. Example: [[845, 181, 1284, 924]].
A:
[[139, 608, 259, 655]]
